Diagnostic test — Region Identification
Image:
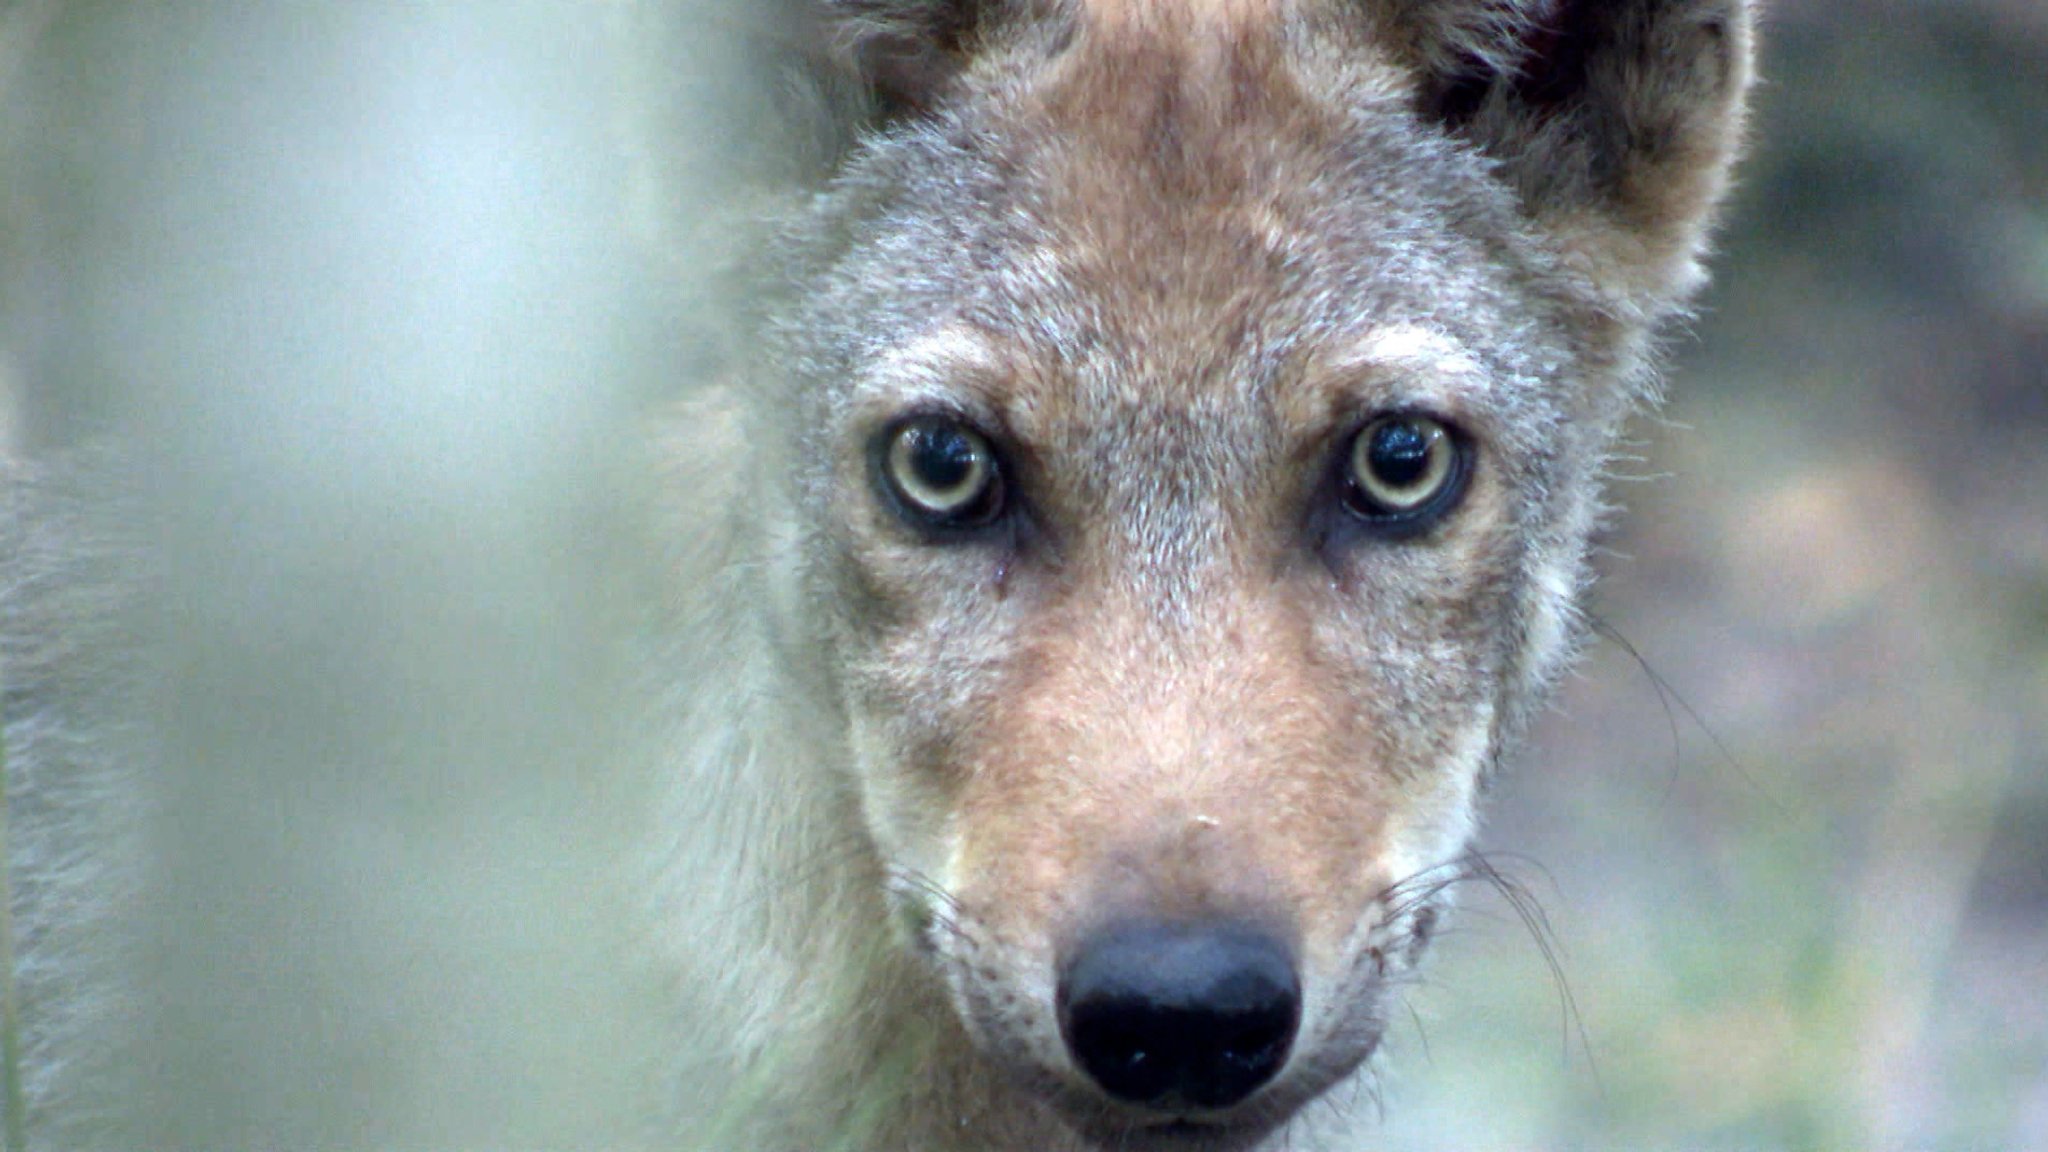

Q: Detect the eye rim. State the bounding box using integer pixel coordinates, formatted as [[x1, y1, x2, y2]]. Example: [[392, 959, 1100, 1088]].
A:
[[873, 414, 1008, 533], [1336, 411, 1471, 537]]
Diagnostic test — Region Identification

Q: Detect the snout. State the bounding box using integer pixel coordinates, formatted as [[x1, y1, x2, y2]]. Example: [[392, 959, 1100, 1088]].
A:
[[1056, 920, 1300, 1112]]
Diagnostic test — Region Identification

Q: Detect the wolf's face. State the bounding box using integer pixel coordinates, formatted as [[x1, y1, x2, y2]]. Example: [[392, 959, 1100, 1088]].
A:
[[769, 0, 1749, 1144]]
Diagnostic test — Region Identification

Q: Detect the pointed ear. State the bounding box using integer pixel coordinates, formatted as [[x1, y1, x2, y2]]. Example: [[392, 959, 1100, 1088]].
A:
[[1398, 0, 1756, 319], [815, 0, 993, 116]]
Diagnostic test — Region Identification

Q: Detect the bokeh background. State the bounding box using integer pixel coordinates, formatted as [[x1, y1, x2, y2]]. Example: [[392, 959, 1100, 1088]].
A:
[[1, 1, 2043, 1148]]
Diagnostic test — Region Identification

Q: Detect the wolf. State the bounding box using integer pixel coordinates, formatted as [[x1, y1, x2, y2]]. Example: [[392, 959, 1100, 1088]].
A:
[[648, 0, 1755, 1148], [2, 0, 1753, 1148]]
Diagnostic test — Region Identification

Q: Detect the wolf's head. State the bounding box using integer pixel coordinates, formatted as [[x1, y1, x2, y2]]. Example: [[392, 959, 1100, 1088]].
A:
[[766, 0, 1752, 1144]]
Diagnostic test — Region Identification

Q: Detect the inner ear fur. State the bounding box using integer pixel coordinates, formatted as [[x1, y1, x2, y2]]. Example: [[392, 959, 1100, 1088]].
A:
[[816, 0, 996, 116], [1392, 0, 1756, 318]]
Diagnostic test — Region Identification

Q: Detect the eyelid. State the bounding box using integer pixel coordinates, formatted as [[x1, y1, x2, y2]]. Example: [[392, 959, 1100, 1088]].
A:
[[853, 391, 1009, 455]]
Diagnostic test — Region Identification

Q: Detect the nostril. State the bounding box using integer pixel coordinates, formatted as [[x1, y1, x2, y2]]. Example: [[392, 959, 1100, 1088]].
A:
[[1057, 921, 1300, 1111]]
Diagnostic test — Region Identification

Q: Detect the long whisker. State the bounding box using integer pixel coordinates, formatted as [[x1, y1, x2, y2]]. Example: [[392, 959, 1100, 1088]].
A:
[[1375, 851, 1602, 1096]]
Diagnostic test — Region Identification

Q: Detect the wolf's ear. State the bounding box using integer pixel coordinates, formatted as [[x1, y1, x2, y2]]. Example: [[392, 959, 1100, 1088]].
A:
[[815, 0, 994, 116], [1395, 0, 1756, 318]]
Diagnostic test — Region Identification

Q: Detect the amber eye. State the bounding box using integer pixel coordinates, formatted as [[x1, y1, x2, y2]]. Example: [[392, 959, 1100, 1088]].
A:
[[880, 417, 1004, 528], [1341, 414, 1467, 528]]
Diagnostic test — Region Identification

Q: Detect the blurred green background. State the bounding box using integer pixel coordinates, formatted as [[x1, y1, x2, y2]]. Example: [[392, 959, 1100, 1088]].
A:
[[1, 0, 2043, 1148], [1383, 1, 2048, 1146]]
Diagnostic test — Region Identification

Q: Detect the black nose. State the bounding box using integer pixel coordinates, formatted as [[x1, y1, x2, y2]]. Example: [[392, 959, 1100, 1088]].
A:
[[1057, 921, 1300, 1111]]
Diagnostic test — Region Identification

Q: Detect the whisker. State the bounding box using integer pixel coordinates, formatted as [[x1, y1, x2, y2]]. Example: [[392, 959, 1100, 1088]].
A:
[[1588, 611, 1785, 816], [1461, 852, 1603, 1098], [1400, 995, 1433, 1068], [1374, 851, 1602, 1096]]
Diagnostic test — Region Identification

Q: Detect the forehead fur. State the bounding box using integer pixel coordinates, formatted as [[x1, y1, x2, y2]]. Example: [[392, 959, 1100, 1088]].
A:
[[793, 0, 1576, 396], [942, 4, 1413, 392], [1025, 0, 1369, 231], [919, 3, 1542, 361], [1068, 0, 1287, 51]]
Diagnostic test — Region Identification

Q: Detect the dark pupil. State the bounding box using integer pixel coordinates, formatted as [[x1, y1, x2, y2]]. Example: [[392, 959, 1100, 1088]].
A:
[[1367, 422, 1432, 487], [909, 425, 978, 492]]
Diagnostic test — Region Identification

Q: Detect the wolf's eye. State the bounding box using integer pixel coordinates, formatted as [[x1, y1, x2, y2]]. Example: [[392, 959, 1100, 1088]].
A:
[[880, 418, 1005, 529], [1341, 414, 1468, 530]]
